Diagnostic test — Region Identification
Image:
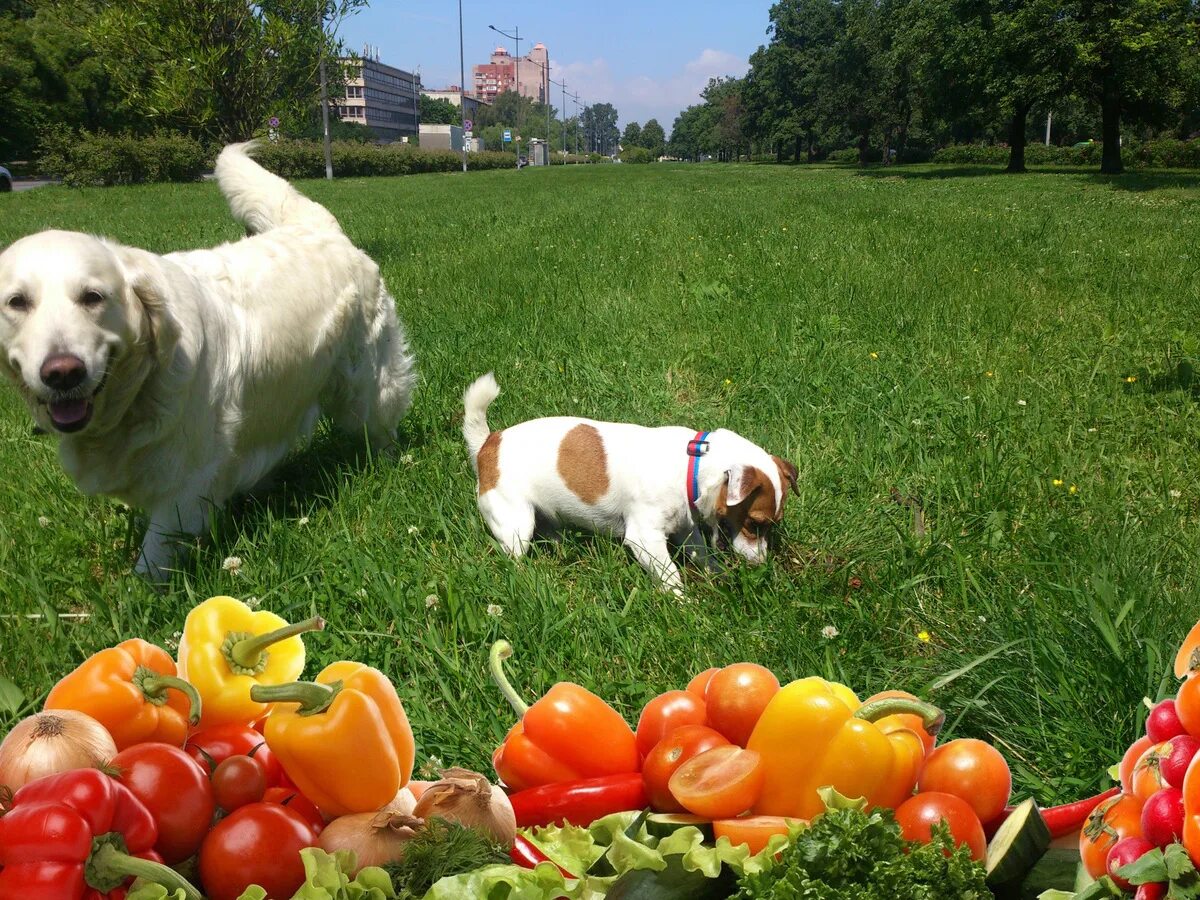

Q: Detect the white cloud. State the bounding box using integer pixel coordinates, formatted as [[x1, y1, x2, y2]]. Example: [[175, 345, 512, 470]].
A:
[[551, 48, 748, 133]]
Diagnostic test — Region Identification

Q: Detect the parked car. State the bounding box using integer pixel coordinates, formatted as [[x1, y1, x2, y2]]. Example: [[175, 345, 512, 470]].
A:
[[0, 166, 12, 192]]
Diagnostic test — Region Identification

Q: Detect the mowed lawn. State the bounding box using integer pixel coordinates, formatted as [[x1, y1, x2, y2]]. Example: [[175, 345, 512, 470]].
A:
[[1, 162, 1199, 803]]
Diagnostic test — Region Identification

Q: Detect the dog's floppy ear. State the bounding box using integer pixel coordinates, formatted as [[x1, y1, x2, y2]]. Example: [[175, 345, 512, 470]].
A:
[[724, 463, 757, 506], [773, 455, 798, 493], [117, 247, 180, 366]]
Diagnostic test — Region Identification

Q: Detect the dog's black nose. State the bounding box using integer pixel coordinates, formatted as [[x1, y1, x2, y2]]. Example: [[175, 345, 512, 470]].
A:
[[40, 353, 87, 391]]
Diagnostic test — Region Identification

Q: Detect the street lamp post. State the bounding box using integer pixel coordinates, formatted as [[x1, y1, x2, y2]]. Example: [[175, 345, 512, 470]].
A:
[[458, 0, 467, 173], [489, 24, 521, 169]]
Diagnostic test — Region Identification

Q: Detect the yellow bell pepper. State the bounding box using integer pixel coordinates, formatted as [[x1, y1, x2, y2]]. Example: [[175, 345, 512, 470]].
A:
[[747, 677, 944, 819], [176, 596, 324, 729], [250, 661, 416, 817]]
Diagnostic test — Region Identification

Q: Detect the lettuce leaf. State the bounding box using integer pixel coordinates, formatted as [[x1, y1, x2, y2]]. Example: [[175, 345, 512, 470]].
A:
[[227, 848, 395, 900]]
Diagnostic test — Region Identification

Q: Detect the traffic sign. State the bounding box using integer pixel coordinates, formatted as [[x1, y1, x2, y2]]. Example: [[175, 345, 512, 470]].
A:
[[464, 119, 473, 131], [503, 129, 512, 143]]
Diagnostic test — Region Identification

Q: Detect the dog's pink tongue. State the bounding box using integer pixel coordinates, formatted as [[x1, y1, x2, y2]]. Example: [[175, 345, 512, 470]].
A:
[[49, 398, 90, 426]]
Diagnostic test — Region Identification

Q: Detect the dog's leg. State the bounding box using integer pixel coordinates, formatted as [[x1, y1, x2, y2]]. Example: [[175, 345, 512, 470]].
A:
[[624, 526, 684, 596], [677, 525, 722, 573], [480, 494, 536, 558], [136, 495, 210, 583]]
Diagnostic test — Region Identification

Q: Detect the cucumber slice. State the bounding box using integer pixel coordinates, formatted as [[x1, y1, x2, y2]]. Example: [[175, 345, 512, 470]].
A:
[[645, 813, 715, 840], [986, 798, 1053, 888]]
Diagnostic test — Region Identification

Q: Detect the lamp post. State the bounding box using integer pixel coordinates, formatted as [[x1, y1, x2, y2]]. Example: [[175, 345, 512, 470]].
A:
[[458, 0, 467, 172], [489, 24, 521, 169]]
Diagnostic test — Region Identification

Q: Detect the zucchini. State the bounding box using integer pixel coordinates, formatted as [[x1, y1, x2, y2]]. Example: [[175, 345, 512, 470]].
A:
[[998, 848, 1084, 899], [606, 854, 736, 899], [645, 813, 715, 841], [986, 798, 1052, 889], [587, 809, 651, 878]]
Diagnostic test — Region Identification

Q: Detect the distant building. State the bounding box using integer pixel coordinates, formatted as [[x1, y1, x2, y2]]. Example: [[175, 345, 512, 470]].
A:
[[422, 87, 490, 121], [472, 42, 549, 104], [336, 49, 420, 142], [420, 124, 464, 152]]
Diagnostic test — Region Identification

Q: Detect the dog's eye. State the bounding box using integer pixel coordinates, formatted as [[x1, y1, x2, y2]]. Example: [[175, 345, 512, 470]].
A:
[[6, 294, 27, 311], [81, 290, 105, 308]]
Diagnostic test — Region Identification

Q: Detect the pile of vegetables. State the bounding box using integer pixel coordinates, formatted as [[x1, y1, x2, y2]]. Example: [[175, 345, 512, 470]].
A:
[[1, 592, 1176, 899]]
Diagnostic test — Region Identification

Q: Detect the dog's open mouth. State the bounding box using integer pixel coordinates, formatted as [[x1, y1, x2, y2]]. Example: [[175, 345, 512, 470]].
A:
[[44, 372, 107, 434]]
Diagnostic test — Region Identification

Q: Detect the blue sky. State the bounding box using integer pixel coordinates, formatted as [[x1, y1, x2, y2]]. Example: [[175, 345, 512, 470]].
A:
[[338, 1, 774, 131]]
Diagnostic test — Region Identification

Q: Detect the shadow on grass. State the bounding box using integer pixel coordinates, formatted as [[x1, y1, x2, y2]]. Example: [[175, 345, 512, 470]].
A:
[[1129, 360, 1200, 401], [851, 164, 1200, 192]]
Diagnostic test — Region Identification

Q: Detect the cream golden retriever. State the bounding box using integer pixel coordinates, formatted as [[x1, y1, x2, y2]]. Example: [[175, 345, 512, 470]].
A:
[[0, 142, 416, 579]]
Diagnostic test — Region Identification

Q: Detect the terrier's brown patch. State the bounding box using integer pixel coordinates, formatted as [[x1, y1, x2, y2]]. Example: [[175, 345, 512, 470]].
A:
[[716, 467, 782, 541], [557, 423, 609, 504], [477, 431, 502, 494]]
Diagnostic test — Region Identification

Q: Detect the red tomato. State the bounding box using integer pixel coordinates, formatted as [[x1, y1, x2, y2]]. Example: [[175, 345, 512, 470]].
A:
[[636, 691, 709, 759], [212, 755, 268, 813], [642, 725, 731, 812], [1122, 735, 1155, 793], [916, 739, 1011, 825], [687, 668, 719, 699], [704, 663, 780, 747], [263, 786, 325, 835], [1132, 743, 1170, 802], [199, 802, 316, 900], [668, 745, 764, 819], [894, 792, 986, 862], [185, 723, 284, 786], [714, 816, 802, 855], [1107, 836, 1156, 891], [1080, 793, 1144, 879], [1147, 699, 1187, 743], [112, 742, 217, 864]]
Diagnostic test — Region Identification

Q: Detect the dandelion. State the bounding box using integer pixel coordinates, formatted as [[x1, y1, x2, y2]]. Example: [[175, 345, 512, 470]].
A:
[[407, 525, 420, 535], [1170, 489, 1182, 499], [297, 516, 309, 527], [1125, 376, 1138, 383], [870, 352, 879, 360], [486, 603, 503, 618], [1017, 399, 1027, 406], [1069, 484, 1078, 495], [917, 630, 931, 643], [821, 625, 839, 640], [1052, 479, 1064, 487], [37, 516, 49, 528], [222, 556, 242, 574], [723, 378, 732, 386], [425, 594, 439, 609]]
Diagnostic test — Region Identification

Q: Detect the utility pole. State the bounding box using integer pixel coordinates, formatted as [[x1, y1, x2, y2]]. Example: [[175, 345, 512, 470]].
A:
[[489, 25, 521, 169], [458, 0, 467, 172], [318, 9, 333, 179], [561, 79, 568, 160], [1045, 111, 1052, 147]]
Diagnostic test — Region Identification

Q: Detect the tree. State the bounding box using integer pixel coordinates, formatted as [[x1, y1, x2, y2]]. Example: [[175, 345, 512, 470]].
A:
[[622, 121, 642, 148], [419, 94, 458, 125], [639, 119, 666, 157], [583, 103, 620, 154]]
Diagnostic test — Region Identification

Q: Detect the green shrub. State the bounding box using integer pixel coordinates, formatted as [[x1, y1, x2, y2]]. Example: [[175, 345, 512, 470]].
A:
[[825, 147, 884, 164], [932, 139, 1200, 168], [245, 140, 515, 179], [619, 146, 654, 164], [38, 128, 209, 186]]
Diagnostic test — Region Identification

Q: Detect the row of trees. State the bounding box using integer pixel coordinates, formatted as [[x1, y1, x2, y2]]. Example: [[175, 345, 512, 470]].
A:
[[668, 0, 1200, 173], [621, 119, 667, 158]]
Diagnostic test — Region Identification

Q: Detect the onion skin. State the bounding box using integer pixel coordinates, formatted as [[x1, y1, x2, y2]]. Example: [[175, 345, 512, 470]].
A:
[[0, 710, 117, 790], [411, 768, 516, 849], [318, 811, 422, 873]]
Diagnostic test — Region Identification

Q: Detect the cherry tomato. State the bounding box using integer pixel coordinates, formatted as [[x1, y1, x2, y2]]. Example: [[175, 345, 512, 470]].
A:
[[212, 754, 268, 813], [185, 723, 284, 786], [199, 802, 316, 900], [1147, 699, 1187, 743], [1177, 676, 1200, 738], [1107, 836, 1155, 891], [916, 738, 1011, 825], [1132, 743, 1170, 802], [636, 691, 709, 759], [668, 745, 764, 819], [687, 668, 719, 699], [1122, 735, 1155, 793], [894, 792, 986, 862], [263, 786, 325, 836], [1141, 787, 1184, 848], [1174, 621, 1200, 678], [642, 725, 731, 812], [864, 689, 937, 756], [1079, 793, 1144, 879], [714, 815, 802, 855], [112, 742, 217, 865], [704, 663, 780, 747]]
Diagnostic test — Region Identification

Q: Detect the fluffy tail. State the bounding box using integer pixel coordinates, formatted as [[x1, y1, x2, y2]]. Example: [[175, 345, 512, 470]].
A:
[[463, 373, 501, 462], [215, 141, 341, 234]]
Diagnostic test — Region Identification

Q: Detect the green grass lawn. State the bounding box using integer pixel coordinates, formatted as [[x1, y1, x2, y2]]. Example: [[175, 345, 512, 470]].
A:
[[1, 162, 1199, 804]]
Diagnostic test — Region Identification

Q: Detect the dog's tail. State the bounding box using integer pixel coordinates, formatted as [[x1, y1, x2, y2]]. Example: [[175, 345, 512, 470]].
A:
[[463, 373, 500, 462], [214, 142, 341, 235]]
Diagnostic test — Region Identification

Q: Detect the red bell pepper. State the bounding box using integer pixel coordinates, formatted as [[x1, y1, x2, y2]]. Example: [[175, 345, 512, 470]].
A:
[[509, 773, 648, 827], [0, 768, 203, 900], [510, 834, 576, 878]]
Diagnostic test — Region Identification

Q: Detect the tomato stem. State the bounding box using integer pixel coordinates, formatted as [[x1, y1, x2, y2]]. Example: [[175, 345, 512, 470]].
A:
[[223, 616, 325, 675], [853, 697, 945, 736], [250, 679, 342, 716], [489, 640, 530, 718], [132, 666, 203, 726]]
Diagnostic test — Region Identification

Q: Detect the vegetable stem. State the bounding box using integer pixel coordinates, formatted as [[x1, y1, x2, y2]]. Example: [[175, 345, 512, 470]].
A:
[[488, 640, 530, 718], [249, 679, 342, 716], [132, 667, 203, 726], [854, 697, 946, 736], [224, 616, 325, 675], [86, 835, 204, 900]]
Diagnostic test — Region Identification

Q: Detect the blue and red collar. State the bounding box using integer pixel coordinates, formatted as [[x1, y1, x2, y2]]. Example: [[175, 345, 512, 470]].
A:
[[686, 431, 711, 509]]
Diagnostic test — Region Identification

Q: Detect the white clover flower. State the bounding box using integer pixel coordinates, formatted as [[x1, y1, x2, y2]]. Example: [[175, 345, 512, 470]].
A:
[[1170, 489, 1182, 499], [486, 603, 503, 618], [297, 516, 309, 527], [821, 625, 839, 640], [244, 596, 261, 609], [37, 516, 49, 528], [400, 453, 415, 466], [222, 556, 242, 574], [408, 525, 420, 535], [425, 594, 439, 609], [1017, 399, 1027, 407]]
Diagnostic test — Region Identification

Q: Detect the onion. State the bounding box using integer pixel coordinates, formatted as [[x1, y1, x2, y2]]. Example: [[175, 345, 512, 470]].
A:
[[386, 785, 417, 816], [0, 710, 117, 790], [318, 810, 423, 872], [411, 767, 516, 849]]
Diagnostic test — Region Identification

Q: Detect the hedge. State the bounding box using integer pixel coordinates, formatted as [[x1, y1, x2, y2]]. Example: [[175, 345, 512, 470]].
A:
[[933, 139, 1200, 168]]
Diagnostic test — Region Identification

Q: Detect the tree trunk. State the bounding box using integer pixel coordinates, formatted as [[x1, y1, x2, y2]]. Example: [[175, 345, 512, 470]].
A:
[[1100, 72, 1123, 174], [1006, 100, 1032, 173], [882, 125, 895, 167], [897, 105, 912, 164], [857, 131, 870, 167], [794, 132, 803, 162], [776, 140, 783, 164], [807, 130, 815, 163]]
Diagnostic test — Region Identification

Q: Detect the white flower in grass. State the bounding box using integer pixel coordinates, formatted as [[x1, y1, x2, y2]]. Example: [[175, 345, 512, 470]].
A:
[[821, 625, 839, 640], [356, 588, 368, 599], [400, 453, 415, 466], [244, 596, 261, 609], [408, 525, 420, 535], [297, 516, 309, 527], [486, 603, 503, 618], [418, 756, 444, 779], [1017, 399, 1027, 407], [222, 556, 242, 574], [425, 594, 439, 609], [1170, 489, 1182, 499], [165, 631, 182, 651], [37, 516, 49, 528]]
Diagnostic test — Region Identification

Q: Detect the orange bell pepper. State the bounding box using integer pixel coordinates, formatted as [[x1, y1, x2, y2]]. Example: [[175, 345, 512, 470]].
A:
[[44, 638, 201, 750], [746, 677, 944, 819], [250, 661, 414, 817], [489, 640, 640, 792]]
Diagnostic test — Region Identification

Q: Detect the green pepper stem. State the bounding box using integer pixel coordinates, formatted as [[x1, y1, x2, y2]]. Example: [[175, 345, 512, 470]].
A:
[[226, 616, 325, 673], [250, 679, 342, 716], [133, 667, 203, 726], [489, 640, 530, 718], [86, 836, 203, 900], [854, 697, 946, 736]]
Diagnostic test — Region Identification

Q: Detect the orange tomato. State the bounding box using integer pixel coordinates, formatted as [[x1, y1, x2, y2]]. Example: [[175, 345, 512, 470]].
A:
[[1131, 743, 1170, 802], [687, 668, 720, 699], [1121, 735, 1155, 794], [714, 816, 802, 855], [668, 745, 765, 819], [704, 663, 780, 747], [917, 738, 1012, 825], [635, 691, 708, 759], [864, 690, 937, 756], [1175, 621, 1200, 679], [1177, 676, 1200, 738], [1079, 793, 1144, 879], [1184, 752, 1200, 866], [642, 725, 730, 812]]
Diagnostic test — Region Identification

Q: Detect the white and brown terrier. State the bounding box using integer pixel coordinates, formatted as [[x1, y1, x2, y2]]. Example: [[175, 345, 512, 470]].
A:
[[462, 373, 797, 593]]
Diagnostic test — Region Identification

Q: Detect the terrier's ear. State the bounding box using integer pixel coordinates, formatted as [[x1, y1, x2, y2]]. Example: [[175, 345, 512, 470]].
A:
[[773, 455, 798, 493], [724, 464, 756, 506]]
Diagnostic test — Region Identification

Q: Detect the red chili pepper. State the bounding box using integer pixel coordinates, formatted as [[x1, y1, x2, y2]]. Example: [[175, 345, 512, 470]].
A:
[[509, 773, 648, 828], [985, 787, 1120, 839], [0, 768, 203, 899], [510, 834, 576, 878]]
